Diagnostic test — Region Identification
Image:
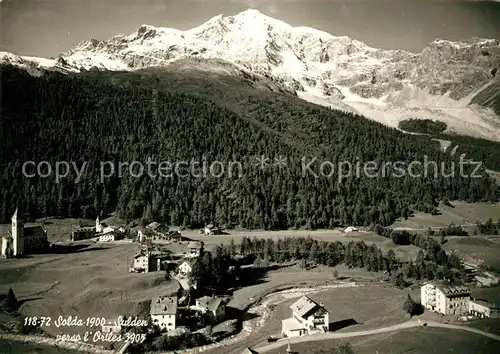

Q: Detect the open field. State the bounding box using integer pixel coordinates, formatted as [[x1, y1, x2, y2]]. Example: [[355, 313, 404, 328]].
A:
[[0, 242, 179, 337], [178, 229, 422, 262], [264, 327, 500, 354], [0, 203, 498, 352], [391, 201, 500, 230], [205, 283, 419, 354], [227, 264, 383, 311], [0, 218, 96, 244], [442, 237, 500, 271], [466, 319, 500, 337]]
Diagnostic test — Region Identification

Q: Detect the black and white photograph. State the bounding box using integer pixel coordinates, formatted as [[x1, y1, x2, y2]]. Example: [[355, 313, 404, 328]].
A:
[[1, 0, 500, 353]]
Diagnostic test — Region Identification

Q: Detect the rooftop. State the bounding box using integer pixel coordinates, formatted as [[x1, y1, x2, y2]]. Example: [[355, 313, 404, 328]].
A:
[[133, 251, 149, 259], [436, 284, 471, 296], [9, 224, 47, 237], [181, 259, 195, 268], [150, 296, 178, 315], [196, 296, 224, 312], [146, 222, 163, 230], [290, 296, 326, 318], [470, 298, 499, 309], [188, 241, 203, 249]]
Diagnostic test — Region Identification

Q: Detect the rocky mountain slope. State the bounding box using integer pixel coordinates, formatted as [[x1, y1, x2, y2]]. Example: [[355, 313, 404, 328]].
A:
[[1, 9, 499, 141]]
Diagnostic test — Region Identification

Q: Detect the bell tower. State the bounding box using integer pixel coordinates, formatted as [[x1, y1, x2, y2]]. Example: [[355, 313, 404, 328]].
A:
[[96, 215, 102, 233], [12, 208, 24, 256]]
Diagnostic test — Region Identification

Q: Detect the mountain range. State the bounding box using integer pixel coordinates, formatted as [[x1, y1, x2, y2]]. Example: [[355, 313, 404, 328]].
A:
[[1, 9, 499, 140], [1, 9, 500, 142]]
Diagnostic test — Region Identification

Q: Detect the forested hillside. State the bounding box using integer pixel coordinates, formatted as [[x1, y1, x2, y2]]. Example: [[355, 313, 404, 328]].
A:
[[440, 134, 500, 172], [0, 64, 498, 228]]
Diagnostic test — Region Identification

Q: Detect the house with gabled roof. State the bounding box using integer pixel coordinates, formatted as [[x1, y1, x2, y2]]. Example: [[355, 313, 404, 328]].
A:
[[193, 296, 226, 323], [282, 295, 329, 337], [130, 250, 151, 273], [178, 259, 195, 275], [150, 296, 178, 331], [421, 282, 470, 316], [187, 241, 204, 258]]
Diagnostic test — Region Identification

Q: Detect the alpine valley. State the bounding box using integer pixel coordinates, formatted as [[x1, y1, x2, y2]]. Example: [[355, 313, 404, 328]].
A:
[[2, 9, 500, 141]]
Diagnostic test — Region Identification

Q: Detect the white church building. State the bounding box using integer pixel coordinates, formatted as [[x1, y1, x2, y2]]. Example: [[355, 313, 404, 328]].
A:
[[1, 209, 48, 257]]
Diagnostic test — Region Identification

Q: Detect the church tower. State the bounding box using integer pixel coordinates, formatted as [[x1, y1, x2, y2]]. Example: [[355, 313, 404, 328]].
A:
[[12, 208, 24, 256], [96, 215, 102, 233]]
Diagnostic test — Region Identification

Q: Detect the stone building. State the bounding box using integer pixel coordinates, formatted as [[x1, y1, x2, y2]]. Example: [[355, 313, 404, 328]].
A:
[[1, 209, 48, 257]]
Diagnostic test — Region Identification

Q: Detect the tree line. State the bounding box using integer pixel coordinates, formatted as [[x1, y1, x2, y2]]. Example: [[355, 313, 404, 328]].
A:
[[475, 218, 500, 235], [190, 235, 465, 294], [1, 64, 499, 229]]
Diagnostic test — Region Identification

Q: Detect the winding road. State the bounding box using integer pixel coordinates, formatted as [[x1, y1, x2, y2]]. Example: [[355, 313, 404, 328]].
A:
[[253, 319, 500, 353]]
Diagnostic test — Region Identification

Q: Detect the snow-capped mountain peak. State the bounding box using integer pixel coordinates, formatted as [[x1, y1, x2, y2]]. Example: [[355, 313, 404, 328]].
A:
[[2, 9, 500, 141]]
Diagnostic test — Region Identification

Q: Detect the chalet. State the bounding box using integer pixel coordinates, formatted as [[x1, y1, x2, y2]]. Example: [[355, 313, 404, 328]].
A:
[[150, 296, 177, 331], [147, 222, 161, 230], [281, 296, 329, 337], [187, 241, 204, 258], [101, 320, 121, 333], [147, 222, 170, 238], [167, 230, 182, 241], [421, 283, 470, 316], [99, 231, 122, 242], [203, 224, 223, 236], [130, 251, 151, 272], [193, 296, 226, 323], [138, 222, 171, 241], [137, 228, 156, 242], [178, 259, 195, 275]]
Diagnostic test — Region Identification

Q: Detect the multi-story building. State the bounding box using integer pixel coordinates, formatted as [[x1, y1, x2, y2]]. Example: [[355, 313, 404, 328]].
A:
[[1, 209, 48, 257], [178, 259, 195, 275], [150, 296, 177, 331], [193, 296, 226, 324], [186, 241, 204, 258], [131, 250, 151, 272], [71, 226, 96, 241], [101, 320, 121, 333], [99, 232, 121, 242], [421, 283, 470, 316], [281, 296, 330, 337]]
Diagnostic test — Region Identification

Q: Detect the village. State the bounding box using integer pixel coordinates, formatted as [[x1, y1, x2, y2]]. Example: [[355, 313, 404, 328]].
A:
[[1, 208, 500, 354]]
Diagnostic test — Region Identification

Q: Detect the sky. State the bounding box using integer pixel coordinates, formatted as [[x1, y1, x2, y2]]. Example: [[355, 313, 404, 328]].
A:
[[1, 0, 499, 57]]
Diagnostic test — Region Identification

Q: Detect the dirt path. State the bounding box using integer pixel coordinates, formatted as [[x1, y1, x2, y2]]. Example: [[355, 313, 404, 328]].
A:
[[391, 223, 475, 231], [177, 282, 363, 354], [254, 319, 500, 353]]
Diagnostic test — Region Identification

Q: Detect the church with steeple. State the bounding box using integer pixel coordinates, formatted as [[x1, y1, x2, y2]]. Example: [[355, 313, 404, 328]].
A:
[[1, 209, 48, 258]]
